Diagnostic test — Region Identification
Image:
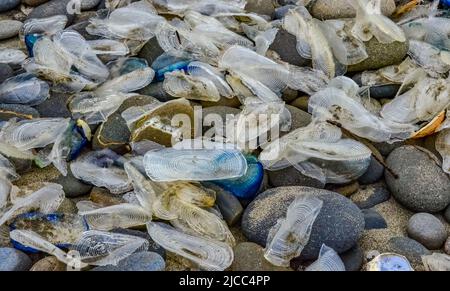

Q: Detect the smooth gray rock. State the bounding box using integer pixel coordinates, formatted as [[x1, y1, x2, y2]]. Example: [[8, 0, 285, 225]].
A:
[[311, 0, 395, 19], [35, 92, 71, 118], [27, 0, 75, 24], [245, 0, 276, 17], [203, 183, 243, 226], [0, 248, 32, 271], [0, 0, 20, 12], [407, 213, 447, 250], [385, 146, 450, 213], [241, 187, 365, 260], [358, 156, 384, 185], [363, 208, 387, 230], [268, 166, 324, 188], [388, 237, 431, 264], [0, 20, 22, 40]]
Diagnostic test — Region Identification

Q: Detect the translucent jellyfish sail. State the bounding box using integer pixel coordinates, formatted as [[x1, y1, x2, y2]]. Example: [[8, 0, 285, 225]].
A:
[[0, 49, 27, 65], [87, 0, 165, 41], [23, 36, 93, 93], [219, 45, 328, 97], [73, 230, 149, 266], [163, 70, 221, 102], [10, 229, 86, 269], [0, 73, 50, 106], [80, 204, 152, 231], [88, 39, 130, 56], [0, 154, 18, 209], [70, 92, 134, 125], [96, 67, 155, 95], [22, 15, 68, 36], [152, 190, 234, 245], [147, 222, 234, 271], [305, 244, 346, 271], [156, 22, 220, 64], [0, 118, 71, 151], [186, 61, 233, 98], [381, 71, 450, 124], [407, 40, 450, 75], [143, 148, 247, 182], [0, 183, 65, 226], [308, 77, 418, 142], [282, 6, 345, 78], [259, 120, 372, 184], [70, 150, 132, 194], [229, 97, 291, 146], [264, 196, 323, 267], [53, 30, 110, 83], [401, 14, 450, 52], [153, 0, 246, 15], [351, 0, 406, 44], [124, 161, 157, 215]]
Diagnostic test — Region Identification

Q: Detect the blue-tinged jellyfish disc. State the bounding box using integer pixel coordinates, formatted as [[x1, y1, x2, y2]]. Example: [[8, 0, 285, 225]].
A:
[[9, 212, 89, 253], [212, 155, 264, 200], [25, 34, 42, 57]]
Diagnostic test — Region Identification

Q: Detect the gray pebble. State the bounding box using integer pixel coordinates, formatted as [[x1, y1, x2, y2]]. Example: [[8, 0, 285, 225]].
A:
[[0, 20, 22, 40], [407, 213, 447, 250], [385, 146, 450, 213], [362, 208, 387, 230]]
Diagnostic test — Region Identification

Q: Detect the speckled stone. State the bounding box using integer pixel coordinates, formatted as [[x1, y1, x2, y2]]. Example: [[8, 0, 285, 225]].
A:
[[0, 20, 22, 40], [340, 244, 364, 272], [348, 38, 409, 72], [311, 0, 396, 19], [27, 0, 75, 24], [385, 146, 450, 213], [0, 0, 20, 12], [407, 213, 447, 250], [0, 104, 40, 121]]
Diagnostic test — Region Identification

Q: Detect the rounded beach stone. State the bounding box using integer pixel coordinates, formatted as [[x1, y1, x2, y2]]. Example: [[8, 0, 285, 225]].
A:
[[362, 208, 387, 230], [241, 186, 365, 260], [407, 213, 447, 250], [385, 146, 450, 213], [0, 247, 32, 271], [0, 104, 40, 121], [0, 20, 22, 40], [311, 0, 395, 19], [245, 0, 276, 17], [445, 205, 450, 223], [358, 156, 384, 185], [27, 0, 75, 24], [268, 166, 324, 188], [0, 0, 21, 12], [348, 38, 409, 72]]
